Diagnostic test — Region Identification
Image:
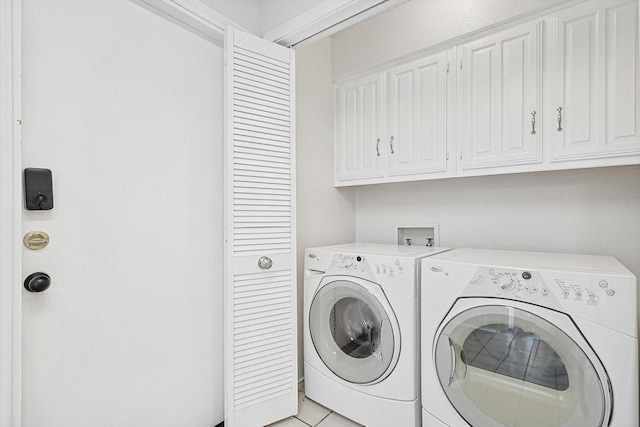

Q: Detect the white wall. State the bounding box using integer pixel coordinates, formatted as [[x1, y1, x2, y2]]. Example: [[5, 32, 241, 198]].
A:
[[296, 37, 356, 379], [356, 166, 640, 278]]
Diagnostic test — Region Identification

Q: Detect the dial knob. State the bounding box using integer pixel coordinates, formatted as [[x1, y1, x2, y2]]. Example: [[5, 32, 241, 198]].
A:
[[498, 277, 516, 292]]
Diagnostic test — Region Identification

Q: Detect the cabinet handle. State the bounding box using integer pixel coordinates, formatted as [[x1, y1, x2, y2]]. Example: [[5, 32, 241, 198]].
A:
[[531, 111, 536, 135], [557, 107, 563, 131], [390, 136, 395, 154], [376, 138, 380, 156]]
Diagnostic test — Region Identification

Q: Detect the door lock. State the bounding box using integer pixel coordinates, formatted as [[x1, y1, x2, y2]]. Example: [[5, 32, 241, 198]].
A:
[[24, 168, 54, 210], [23, 231, 50, 250]]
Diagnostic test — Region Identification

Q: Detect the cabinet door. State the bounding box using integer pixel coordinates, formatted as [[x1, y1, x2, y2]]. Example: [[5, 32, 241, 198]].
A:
[[458, 21, 542, 174], [549, 0, 640, 164], [387, 51, 450, 178], [335, 73, 385, 183]]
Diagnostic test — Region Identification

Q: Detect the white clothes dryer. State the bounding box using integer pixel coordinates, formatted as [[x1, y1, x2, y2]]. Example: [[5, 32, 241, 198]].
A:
[[304, 243, 450, 427], [420, 248, 638, 427]]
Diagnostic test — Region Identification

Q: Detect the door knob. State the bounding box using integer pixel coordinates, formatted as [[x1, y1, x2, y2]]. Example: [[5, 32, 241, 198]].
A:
[[258, 256, 273, 270], [24, 272, 51, 293]]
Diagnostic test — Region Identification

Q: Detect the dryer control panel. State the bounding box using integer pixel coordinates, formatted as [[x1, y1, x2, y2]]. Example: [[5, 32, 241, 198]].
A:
[[466, 268, 555, 305], [422, 248, 637, 341], [465, 267, 622, 311], [463, 267, 635, 330]]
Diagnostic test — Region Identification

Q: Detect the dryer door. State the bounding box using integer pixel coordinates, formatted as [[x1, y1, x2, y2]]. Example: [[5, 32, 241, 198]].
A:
[[309, 277, 400, 384], [433, 298, 611, 427]]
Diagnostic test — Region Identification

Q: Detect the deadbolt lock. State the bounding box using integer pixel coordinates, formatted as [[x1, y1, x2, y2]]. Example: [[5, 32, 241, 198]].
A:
[[23, 231, 50, 250]]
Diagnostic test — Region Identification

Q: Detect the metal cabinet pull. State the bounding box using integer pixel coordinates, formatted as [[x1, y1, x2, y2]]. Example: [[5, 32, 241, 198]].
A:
[[390, 136, 395, 154], [531, 111, 536, 134], [376, 138, 380, 156], [557, 107, 563, 131]]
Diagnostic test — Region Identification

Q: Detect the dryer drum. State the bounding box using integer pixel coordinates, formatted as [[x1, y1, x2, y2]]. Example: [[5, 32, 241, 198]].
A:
[[462, 323, 569, 391], [435, 304, 608, 427]]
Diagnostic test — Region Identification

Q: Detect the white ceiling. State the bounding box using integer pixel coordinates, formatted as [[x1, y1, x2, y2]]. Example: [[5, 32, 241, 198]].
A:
[[198, 0, 407, 46], [199, 0, 326, 36], [131, 0, 407, 47]]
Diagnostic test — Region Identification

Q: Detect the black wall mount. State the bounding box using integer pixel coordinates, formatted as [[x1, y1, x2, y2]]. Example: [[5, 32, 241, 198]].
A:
[[24, 168, 53, 210]]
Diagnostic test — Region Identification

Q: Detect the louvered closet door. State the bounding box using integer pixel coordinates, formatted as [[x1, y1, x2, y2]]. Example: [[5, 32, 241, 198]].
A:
[[224, 28, 297, 427]]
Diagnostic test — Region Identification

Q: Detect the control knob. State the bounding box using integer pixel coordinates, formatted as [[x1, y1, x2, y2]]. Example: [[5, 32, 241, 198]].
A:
[[497, 277, 516, 292]]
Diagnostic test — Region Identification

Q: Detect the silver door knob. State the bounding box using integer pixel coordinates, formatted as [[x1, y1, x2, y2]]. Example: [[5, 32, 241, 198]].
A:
[[258, 256, 273, 270]]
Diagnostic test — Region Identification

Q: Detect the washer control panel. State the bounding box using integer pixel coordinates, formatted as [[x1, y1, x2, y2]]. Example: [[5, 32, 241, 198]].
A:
[[330, 254, 361, 272], [328, 254, 407, 279], [373, 258, 406, 279], [467, 267, 618, 307]]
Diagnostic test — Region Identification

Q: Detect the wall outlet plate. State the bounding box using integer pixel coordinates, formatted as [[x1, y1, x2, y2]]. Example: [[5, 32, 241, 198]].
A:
[[395, 223, 440, 247]]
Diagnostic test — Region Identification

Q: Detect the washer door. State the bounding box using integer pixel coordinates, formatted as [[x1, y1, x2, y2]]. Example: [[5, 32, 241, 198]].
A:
[[309, 277, 400, 384], [434, 298, 611, 427]]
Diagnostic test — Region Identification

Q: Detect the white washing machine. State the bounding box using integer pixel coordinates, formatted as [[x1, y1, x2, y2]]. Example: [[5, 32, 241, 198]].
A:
[[420, 248, 638, 427], [304, 243, 450, 427]]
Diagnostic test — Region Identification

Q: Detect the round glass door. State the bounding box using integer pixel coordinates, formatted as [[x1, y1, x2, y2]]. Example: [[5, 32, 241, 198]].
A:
[[309, 279, 398, 384], [434, 303, 609, 427]]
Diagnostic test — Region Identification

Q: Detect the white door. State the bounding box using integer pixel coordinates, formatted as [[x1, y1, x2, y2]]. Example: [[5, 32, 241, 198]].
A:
[[549, 0, 640, 163], [335, 73, 386, 183], [20, 1, 224, 426], [387, 51, 450, 178], [224, 28, 297, 427], [457, 20, 542, 173]]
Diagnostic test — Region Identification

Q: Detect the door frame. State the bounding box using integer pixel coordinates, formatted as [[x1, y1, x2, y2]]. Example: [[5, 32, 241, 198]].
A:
[[0, 1, 22, 426]]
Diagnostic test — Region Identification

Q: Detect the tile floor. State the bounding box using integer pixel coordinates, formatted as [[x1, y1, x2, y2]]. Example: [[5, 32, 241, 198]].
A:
[[266, 384, 363, 427]]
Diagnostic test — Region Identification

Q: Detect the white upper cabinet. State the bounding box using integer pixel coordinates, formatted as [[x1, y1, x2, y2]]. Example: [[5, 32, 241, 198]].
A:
[[335, 50, 452, 186], [335, 73, 385, 182], [387, 51, 451, 179], [457, 20, 542, 175], [548, 0, 640, 166], [333, 0, 640, 186]]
